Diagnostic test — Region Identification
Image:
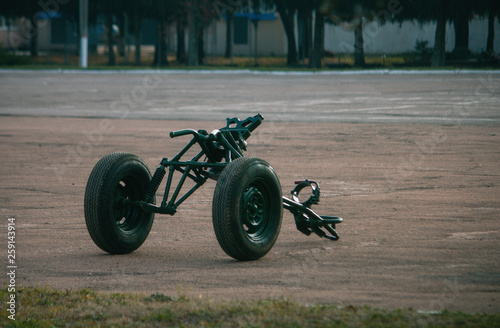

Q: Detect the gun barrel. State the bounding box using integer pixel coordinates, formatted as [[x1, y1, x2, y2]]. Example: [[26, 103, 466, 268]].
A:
[[224, 113, 264, 141]]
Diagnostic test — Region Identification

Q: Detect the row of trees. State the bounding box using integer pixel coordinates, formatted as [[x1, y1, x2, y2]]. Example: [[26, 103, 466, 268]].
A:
[[1, 0, 499, 67], [393, 0, 500, 66], [295, 0, 499, 67]]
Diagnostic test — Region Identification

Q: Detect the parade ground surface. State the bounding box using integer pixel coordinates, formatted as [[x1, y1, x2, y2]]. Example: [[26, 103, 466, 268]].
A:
[[0, 70, 499, 314]]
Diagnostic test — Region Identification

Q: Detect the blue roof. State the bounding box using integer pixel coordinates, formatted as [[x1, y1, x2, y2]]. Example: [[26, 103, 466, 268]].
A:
[[234, 13, 277, 21], [36, 11, 62, 20]]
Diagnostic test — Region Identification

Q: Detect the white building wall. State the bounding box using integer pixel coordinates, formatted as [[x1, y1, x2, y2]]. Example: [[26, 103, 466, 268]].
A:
[[325, 18, 500, 55], [207, 18, 287, 57], [206, 15, 499, 57]]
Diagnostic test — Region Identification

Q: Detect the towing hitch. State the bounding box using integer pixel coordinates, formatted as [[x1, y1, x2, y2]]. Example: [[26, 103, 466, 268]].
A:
[[283, 180, 342, 241]]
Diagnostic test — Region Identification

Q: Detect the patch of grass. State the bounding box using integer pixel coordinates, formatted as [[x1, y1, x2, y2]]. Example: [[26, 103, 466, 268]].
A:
[[3, 51, 499, 70], [1, 286, 498, 327], [0, 52, 435, 70], [0, 47, 32, 66]]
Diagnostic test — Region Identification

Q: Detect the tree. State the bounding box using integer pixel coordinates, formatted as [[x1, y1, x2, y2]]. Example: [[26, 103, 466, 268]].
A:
[[310, 9, 325, 68], [265, 0, 326, 68], [302, 0, 327, 69], [1, 0, 44, 56], [394, 0, 496, 65], [453, 9, 470, 59], [152, 0, 170, 67], [479, 0, 500, 55], [133, 5, 143, 65], [321, 0, 394, 67], [394, 0, 452, 67], [125, 0, 149, 65], [187, 0, 202, 66], [274, 0, 299, 66], [176, 9, 188, 63], [186, 0, 223, 66], [26, 1, 40, 57], [297, 3, 312, 62], [449, 0, 482, 60], [352, 5, 365, 67], [486, 7, 496, 55], [432, 5, 447, 67], [93, 0, 122, 65]]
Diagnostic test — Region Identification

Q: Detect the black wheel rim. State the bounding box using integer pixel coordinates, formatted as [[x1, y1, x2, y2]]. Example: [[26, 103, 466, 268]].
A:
[[242, 179, 272, 241], [112, 175, 144, 233]]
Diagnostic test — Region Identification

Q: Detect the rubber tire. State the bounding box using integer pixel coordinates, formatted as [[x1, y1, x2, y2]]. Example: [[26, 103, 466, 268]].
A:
[[84, 152, 155, 254], [212, 157, 283, 261]]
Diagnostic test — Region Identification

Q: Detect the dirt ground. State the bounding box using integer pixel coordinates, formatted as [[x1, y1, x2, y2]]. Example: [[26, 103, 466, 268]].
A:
[[1, 115, 499, 314]]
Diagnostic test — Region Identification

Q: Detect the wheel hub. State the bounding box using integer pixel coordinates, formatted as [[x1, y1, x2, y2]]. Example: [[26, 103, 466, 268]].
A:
[[112, 181, 137, 230], [243, 186, 266, 234]]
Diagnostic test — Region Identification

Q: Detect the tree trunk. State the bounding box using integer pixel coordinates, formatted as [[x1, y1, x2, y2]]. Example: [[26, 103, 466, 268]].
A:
[[432, 13, 446, 67], [29, 15, 38, 57], [354, 19, 365, 67], [486, 9, 495, 54], [275, 0, 298, 66], [154, 20, 168, 66], [176, 20, 186, 63], [107, 13, 115, 65], [161, 21, 169, 66], [134, 10, 141, 66], [225, 11, 233, 58], [453, 11, 469, 59], [117, 12, 126, 57], [187, 3, 200, 66], [310, 11, 324, 68], [298, 8, 311, 62], [306, 10, 313, 64], [198, 26, 205, 65]]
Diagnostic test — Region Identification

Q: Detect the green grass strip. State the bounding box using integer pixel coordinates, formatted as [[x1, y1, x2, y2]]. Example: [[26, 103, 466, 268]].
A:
[[1, 287, 498, 327]]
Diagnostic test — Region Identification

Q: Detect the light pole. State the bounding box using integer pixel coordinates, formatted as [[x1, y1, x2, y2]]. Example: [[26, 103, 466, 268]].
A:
[[79, 0, 89, 68]]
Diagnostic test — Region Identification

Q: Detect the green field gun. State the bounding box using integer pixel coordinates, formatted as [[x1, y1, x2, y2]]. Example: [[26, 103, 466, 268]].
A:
[[84, 114, 342, 261]]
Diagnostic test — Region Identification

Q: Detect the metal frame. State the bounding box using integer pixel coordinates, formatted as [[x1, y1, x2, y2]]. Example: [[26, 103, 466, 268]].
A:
[[283, 180, 342, 240], [119, 114, 342, 240]]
